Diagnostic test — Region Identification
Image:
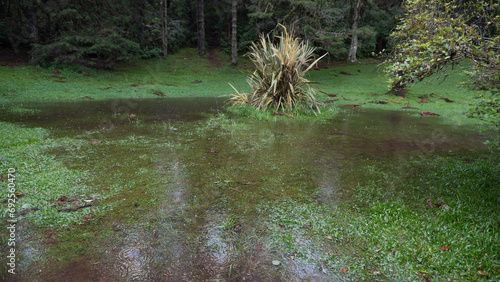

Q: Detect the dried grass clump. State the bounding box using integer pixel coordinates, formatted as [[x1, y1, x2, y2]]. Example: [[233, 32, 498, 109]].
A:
[[230, 25, 326, 112]]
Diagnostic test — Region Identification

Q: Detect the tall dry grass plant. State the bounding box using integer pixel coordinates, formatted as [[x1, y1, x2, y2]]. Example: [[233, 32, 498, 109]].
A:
[[230, 25, 326, 113]]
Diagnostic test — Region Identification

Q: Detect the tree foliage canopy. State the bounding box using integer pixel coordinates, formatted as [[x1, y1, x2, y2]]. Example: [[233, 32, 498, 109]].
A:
[[385, 0, 499, 92], [0, 0, 403, 68], [385, 0, 499, 146]]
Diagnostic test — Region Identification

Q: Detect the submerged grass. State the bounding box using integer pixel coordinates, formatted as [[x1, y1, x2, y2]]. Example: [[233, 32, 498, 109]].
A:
[[259, 154, 499, 281], [0, 49, 498, 280], [0, 122, 110, 228]]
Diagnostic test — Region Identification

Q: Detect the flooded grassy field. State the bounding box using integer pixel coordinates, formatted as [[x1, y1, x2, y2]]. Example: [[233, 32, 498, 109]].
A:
[[0, 98, 498, 281]]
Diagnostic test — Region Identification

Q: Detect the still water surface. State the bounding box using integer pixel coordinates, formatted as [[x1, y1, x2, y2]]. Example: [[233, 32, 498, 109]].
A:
[[0, 98, 487, 281]]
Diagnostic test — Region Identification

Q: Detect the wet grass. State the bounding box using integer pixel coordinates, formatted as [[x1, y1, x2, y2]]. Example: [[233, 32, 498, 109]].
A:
[[259, 153, 500, 281], [0, 48, 493, 129], [0, 48, 249, 102], [1, 108, 498, 280], [0, 50, 498, 280], [228, 62, 496, 144], [0, 122, 110, 228]]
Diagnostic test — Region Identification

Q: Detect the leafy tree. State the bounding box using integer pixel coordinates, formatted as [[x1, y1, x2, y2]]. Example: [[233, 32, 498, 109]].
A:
[[156, 0, 193, 53], [468, 94, 500, 147], [278, 0, 401, 60], [385, 0, 499, 92], [385, 0, 499, 146], [0, 0, 40, 53], [362, 0, 402, 54], [0, 0, 148, 68], [0, 0, 403, 67]]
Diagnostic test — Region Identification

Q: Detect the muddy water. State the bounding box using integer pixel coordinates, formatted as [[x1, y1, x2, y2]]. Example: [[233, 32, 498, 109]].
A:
[[0, 98, 488, 281]]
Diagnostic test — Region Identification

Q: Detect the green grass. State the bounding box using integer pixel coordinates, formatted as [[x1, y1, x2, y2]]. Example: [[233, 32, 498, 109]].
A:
[[0, 49, 497, 280], [0, 49, 491, 128], [308, 62, 490, 126], [1, 48, 495, 140], [0, 50, 495, 228], [259, 154, 500, 281], [227, 59, 494, 137], [0, 48, 249, 102], [0, 122, 110, 227]]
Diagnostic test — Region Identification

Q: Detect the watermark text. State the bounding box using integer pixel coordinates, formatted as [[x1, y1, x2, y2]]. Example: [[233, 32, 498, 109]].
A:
[[6, 168, 17, 275]]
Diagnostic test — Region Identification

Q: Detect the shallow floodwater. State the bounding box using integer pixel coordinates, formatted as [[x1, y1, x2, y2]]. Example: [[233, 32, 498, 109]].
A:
[[0, 98, 488, 281]]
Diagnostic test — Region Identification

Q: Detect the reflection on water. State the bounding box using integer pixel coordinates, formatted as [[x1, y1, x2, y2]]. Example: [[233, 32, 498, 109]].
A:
[[0, 98, 488, 281]]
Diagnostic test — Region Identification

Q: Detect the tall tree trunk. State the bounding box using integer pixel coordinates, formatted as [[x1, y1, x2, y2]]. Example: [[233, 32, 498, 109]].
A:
[[197, 0, 205, 57], [231, 0, 237, 66], [136, 0, 147, 47], [348, 0, 361, 63], [161, 0, 168, 56], [26, 5, 39, 44], [8, 0, 37, 54]]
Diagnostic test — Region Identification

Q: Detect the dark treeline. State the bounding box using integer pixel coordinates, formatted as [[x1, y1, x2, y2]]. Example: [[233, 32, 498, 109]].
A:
[[0, 0, 402, 68]]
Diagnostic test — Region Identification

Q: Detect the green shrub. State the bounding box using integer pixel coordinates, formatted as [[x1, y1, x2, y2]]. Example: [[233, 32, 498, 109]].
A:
[[32, 28, 140, 69]]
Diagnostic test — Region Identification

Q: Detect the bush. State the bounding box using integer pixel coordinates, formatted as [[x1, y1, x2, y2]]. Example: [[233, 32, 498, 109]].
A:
[[230, 25, 326, 112], [468, 92, 500, 148], [32, 28, 140, 69]]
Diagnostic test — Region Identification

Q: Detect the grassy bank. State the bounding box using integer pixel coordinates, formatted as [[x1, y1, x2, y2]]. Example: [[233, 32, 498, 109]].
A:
[[0, 48, 249, 102], [0, 48, 491, 128]]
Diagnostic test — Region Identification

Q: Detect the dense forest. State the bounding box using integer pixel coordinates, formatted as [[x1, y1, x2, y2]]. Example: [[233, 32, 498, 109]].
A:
[[0, 0, 403, 68]]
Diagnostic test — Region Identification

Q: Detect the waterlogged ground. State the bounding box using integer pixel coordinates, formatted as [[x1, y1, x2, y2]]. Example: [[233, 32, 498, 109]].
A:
[[0, 98, 496, 281]]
